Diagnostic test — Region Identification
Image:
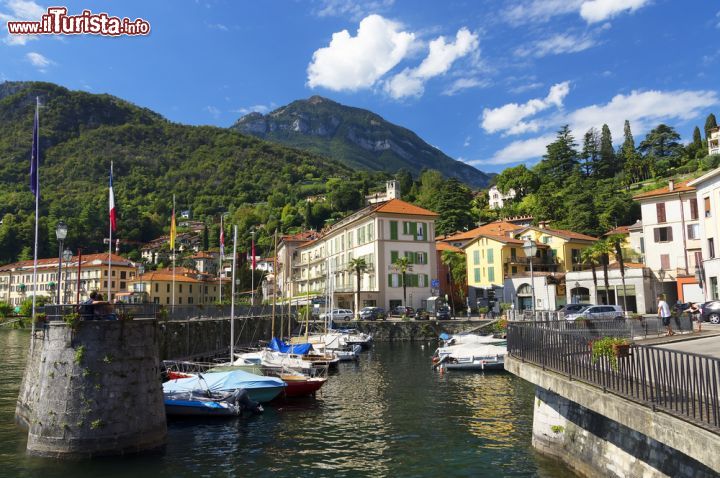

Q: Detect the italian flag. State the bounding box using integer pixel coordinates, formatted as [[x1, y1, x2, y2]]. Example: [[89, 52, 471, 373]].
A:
[[109, 163, 116, 232]]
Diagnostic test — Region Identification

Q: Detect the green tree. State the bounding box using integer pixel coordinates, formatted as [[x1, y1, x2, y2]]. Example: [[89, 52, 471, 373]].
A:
[[348, 257, 368, 320], [202, 225, 209, 251], [705, 113, 717, 140], [580, 128, 599, 177], [434, 178, 474, 235], [395, 169, 414, 197], [441, 250, 466, 312], [494, 164, 539, 199], [414, 169, 445, 212], [0, 301, 13, 318], [639, 124, 682, 160], [393, 256, 410, 309], [597, 124, 616, 178], [580, 246, 600, 299], [607, 233, 628, 312], [593, 240, 615, 305], [535, 125, 579, 187]]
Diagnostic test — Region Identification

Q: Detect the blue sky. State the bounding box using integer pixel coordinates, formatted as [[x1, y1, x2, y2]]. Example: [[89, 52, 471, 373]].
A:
[[1, 0, 719, 174]]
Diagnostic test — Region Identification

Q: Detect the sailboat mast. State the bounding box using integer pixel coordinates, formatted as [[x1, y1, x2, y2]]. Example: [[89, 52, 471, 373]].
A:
[[229, 225, 238, 362], [272, 230, 277, 339]]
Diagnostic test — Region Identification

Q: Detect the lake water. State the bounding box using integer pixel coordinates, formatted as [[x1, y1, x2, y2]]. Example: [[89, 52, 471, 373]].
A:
[[0, 330, 575, 477]]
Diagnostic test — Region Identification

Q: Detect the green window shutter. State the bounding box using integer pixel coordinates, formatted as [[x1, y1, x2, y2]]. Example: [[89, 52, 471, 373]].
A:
[[398, 274, 404, 287], [403, 222, 409, 235], [474, 268, 480, 282], [390, 221, 398, 240], [488, 267, 495, 282], [473, 250, 480, 265], [410, 222, 418, 239], [424, 274, 429, 287], [487, 249, 494, 264], [388, 274, 393, 287], [391, 251, 399, 263]]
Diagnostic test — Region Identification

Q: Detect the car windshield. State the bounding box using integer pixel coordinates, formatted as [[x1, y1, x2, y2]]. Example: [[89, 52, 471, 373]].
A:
[[567, 306, 590, 314]]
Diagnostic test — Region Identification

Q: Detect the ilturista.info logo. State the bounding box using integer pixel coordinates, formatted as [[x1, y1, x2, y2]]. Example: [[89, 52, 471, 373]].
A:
[[6, 7, 150, 37]]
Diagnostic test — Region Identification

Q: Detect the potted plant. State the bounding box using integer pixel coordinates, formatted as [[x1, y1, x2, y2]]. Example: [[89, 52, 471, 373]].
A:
[[34, 312, 47, 326], [478, 306, 489, 319], [591, 337, 631, 371]]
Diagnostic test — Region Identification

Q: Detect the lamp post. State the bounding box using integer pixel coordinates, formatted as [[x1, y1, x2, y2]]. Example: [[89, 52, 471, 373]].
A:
[[574, 281, 580, 304], [55, 221, 68, 305], [62, 248, 72, 304], [523, 239, 537, 313]]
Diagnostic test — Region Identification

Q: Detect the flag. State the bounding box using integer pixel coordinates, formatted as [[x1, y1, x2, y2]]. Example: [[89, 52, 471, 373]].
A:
[[219, 223, 225, 258], [109, 164, 116, 232], [251, 237, 256, 271], [30, 102, 39, 197], [169, 206, 176, 250]]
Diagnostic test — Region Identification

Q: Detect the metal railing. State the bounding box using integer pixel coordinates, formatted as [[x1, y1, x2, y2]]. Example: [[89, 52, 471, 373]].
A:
[[508, 321, 720, 432]]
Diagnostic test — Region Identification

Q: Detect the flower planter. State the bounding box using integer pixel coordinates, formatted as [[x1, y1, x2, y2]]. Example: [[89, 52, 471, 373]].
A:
[[612, 343, 631, 358]]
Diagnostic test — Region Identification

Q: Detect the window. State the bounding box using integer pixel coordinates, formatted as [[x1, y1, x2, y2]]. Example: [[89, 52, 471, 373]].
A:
[[488, 267, 495, 282], [167, 284, 170, 293], [153, 297, 159, 304], [487, 249, 494, 264], [404, 251, 415, 264], [705, 197, 712, 218], [166, 297, 170, 304], [640, 237, 645, 254], [178, 297, 182, 304], [474, 268, 480, 282], [189, 284, 193, 293], [347, 231, 354, 248], [391, 250, 399, 263], [709, 238, 716, 259], [660, 254, 670, 270], [112, 270, 116, 277], [511, 266, 517, 274], [416, 223, 425, 241], [653, 227, 673, 242], [712, 277, 719, 301], [690, 199, 699, 220], [390, 221, 398, 240], [511, 248, 517, 260], [687, 224, 700, 240], [120, 281, 126, 290], [656, 203, 666, 223], [542, 236, 550, 244], [120, 271, 127, 279], [188, 297, 193, 304], [473, 250, 480, 265], [387, 273, 401, 287]]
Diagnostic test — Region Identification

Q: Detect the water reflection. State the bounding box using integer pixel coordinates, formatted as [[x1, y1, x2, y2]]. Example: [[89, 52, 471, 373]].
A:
[[0, 331, 574, 478]]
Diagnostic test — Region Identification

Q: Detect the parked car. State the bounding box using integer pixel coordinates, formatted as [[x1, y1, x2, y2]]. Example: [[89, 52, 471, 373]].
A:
[[435, 305, 451, 320], [359, 307, 385, 321], [414, 308, 429, 320], [319, 309, 354, 320], [557, 303, 593, 315], [390, 306, 414, 317], [701, 301, 720, 324], [565, 305, 624, 321]]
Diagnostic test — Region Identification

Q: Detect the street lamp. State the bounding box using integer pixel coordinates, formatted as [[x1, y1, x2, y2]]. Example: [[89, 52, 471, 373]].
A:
[[523, 239, 537, 313], [574, 281, 580, 304], [62, 248, 72, 304], [55, 221, 68, 305]]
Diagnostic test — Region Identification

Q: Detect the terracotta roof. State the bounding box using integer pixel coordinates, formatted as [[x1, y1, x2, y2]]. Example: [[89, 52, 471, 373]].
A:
[[0, 253, 135, 271], [515, 226, 598, 242], [281, 231, 320, 242], [190, 251, 217, 259], [604, 225, 630, 236], [632, 180, 695, 200], [436, 242, 463, 253], [131, 272, 203, 283], [373, 199, 438, 217], [443, 221, 523, 242]]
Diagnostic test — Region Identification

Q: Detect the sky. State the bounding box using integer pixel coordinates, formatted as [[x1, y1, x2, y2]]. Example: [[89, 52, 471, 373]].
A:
[[1, 0, 719, 174]]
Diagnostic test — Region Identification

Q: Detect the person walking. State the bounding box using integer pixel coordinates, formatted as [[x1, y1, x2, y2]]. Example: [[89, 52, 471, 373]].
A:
[[657, 294, 673, 336], [687, 302, 701, 332]]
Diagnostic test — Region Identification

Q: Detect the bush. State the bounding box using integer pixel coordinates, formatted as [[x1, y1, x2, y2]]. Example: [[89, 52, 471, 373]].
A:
[[0, 301, 13, 318], [19, 296, 51, 317]]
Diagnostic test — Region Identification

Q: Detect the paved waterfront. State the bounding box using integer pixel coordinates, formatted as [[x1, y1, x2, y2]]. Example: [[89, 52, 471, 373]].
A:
[[0, 329, 575, 478]]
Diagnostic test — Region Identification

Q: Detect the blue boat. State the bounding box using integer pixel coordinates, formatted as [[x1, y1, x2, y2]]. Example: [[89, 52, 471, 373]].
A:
[[163, 370, 286, 404], [164, 389, 263, 417]]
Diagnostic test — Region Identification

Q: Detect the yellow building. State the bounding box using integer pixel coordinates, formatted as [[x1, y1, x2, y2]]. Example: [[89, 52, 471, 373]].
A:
[[513, 225, 598, 273], [129, 271, 222, 305]]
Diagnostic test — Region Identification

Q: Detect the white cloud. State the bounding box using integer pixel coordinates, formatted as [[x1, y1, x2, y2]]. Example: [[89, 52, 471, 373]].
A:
[[503, 0, 650, 25], [509, 82, 543, 94], [0, 0, 45, 45], [463, 136, 471, 147], [443, 77, 488, 96], [515, 33, 597, 57], [385, 27, 479, 99], [478, 88, 718, 166], [307, 14, 416, 91], [25, 51, 52, 71], [481, 81, 570, 135], [580, 0, 651, 23], [314, 0, 395, 21], [232, 104, 274, 116], [472, 135, 555, 165], [205, 105, 221, 118]]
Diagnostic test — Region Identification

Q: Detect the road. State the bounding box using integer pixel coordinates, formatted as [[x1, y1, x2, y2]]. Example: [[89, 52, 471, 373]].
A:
[[656, 325, 720, 359]]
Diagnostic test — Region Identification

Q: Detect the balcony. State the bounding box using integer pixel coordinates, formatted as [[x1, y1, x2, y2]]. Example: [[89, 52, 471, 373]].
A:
[[504, 257, 559, 267]]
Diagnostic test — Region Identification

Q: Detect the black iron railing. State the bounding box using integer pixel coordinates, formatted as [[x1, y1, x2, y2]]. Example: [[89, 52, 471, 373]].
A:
[[508, 321, 720, 432]]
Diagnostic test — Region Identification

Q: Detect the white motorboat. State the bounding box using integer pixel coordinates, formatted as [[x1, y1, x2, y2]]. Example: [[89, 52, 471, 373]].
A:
[[432, 342, 507, 371]]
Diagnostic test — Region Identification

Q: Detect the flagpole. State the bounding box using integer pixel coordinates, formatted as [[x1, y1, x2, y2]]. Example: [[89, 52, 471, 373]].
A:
[[107, 161, 113, 302], [172, 194, 176, 313], [251, 230, 255, 307], [219, 214, 223, 304], [30, 96, 40, 343], [229, 225, 238, 362]]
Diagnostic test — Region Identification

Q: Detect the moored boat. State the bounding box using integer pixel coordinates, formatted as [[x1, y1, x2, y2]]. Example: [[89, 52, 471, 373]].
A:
[[163, 370, 287, 403], [164, 388, 263, 417]]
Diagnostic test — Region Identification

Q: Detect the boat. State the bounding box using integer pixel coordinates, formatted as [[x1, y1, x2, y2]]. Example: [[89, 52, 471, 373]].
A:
[[163, 370, 287, 403], [432, 339, 507, 371], [438, 332, 506, 346], [164, 388, 263, 417]]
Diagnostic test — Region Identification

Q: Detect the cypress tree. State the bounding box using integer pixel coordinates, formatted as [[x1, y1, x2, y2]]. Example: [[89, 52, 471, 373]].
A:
[[705, 113, 717, 140], [597, 124, 616, 178], [580, 128, 599, 177], [693, 126, 703, 150], [536, 125, 579, 185]]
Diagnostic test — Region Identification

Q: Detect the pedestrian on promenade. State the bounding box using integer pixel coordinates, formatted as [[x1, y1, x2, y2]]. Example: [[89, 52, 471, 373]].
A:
[[687, 302, 701, 332], [657, 294, 673, 336]]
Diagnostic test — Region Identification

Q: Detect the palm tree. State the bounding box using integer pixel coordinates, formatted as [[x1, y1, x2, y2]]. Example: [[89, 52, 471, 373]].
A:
[[580, 246, 600, 302], [348, 257, 368, 320], [607, 233, 628, 312], [441, 250, 466, 314], [393, 256, 410, 309], [594, 240, 615, 305]]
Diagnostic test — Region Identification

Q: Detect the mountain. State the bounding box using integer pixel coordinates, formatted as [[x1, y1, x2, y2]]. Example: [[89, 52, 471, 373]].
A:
[[0, 82, 354, 264], [231, 96, 492, 188]]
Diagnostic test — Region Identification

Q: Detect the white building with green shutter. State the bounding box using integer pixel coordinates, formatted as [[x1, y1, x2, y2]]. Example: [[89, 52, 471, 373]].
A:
[[285, 198, 439, 312]]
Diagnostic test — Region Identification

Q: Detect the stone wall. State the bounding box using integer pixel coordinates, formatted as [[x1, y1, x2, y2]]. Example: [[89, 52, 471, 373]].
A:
[[18, 320, 167, 458], [506, 356, 720, 477]]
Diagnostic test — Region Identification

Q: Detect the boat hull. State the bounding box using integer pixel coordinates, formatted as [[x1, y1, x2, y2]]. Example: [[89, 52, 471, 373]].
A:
[[245, 386, 284, 403], [280, 378, 327, 398], [164, 399, 240, 417]]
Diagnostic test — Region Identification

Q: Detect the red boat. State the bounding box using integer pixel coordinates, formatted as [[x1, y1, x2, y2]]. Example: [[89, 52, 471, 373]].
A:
[[276, 373, 327, 398]]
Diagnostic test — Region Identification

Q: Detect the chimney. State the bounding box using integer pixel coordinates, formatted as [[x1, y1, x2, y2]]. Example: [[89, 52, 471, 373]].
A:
[[668, 179, 674, 192], [538, 221, 549, 229]]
